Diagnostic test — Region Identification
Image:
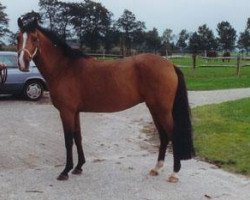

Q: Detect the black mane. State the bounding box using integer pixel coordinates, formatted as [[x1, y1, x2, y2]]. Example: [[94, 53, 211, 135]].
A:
[[20, 20, 89, 59]]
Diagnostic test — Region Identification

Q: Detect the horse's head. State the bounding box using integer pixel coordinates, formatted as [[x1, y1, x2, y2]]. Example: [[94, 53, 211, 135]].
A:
[[17, 17, 40, 72]]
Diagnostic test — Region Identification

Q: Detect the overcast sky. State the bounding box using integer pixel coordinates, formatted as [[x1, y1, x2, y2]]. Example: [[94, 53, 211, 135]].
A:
[[1, 0, 249, 35]]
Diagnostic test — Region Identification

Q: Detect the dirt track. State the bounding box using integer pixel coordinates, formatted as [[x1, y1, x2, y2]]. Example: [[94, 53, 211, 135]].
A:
[[0, 89, 250, 200]]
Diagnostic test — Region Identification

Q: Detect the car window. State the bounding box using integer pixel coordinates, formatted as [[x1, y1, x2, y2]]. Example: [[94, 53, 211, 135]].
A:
[[0, 54, 36, 68], [0, 54, 17, 68]]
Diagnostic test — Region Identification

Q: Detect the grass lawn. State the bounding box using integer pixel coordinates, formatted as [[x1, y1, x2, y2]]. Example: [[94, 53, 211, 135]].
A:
[[192, 98, 250, 176], [168, 56, 250, 90], [179, 66, 250, 90], [170, 56, 250, 68]]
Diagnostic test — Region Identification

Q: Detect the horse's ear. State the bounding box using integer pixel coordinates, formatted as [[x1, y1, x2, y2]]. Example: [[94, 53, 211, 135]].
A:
[[17, 18, 23, 29]]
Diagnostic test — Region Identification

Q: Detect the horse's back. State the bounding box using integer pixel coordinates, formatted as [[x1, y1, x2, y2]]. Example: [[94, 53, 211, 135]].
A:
[[69, 54, 178, 113]]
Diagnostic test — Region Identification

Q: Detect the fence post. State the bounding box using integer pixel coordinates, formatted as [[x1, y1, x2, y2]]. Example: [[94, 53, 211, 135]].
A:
[[192, 53, 197, 70], [236, 55, 240, 77]]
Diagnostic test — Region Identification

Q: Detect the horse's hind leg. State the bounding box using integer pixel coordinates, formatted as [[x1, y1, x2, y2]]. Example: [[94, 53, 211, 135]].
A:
[[149, 126, 169, 176], [148, 107, 180, 182], [72, 112, 86, 175], [148, 108, 172, 176], [168, 152, 181, 183]]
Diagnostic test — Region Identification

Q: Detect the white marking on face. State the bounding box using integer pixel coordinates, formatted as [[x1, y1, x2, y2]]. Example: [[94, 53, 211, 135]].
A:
[[19, 32, 28, 70]]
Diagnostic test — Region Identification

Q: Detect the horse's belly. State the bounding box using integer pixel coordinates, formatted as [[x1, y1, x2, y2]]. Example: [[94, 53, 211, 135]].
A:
[[81, 91, 143, 112]]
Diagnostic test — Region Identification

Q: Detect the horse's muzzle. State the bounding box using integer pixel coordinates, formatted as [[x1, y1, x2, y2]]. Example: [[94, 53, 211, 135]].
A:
[[18, 58, 30, 72]]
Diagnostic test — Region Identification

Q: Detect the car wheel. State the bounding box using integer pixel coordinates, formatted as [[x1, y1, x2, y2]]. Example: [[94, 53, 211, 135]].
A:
[[23, 81, 44, 101]]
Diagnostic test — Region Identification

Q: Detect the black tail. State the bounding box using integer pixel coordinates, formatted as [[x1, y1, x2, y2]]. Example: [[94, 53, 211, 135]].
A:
[[172, 66, 195, 160]]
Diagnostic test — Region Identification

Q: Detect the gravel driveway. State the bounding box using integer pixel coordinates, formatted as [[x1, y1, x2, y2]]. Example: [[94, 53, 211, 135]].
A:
[[0, 89, 250, 200]]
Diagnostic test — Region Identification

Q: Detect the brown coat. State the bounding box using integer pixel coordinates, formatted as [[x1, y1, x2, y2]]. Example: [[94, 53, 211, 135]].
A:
[[17, 23, 194, 181]]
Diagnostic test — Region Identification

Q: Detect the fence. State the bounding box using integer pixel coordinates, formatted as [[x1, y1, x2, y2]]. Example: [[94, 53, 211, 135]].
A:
[[167, 54, 250, 76], [87, 53, 123, 59]]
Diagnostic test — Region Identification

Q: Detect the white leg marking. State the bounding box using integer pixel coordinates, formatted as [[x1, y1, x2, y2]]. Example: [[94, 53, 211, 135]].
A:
[[19, 32, 28, 70], [168, 172, 179, 183], [149, 160, 164, 176]]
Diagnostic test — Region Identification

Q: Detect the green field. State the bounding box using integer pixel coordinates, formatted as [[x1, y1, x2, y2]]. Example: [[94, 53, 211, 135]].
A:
[[180, 66, 250, 90], [192, 98, 250, 176], [170, 56, 250, 68], [167, 56, 250, 90]]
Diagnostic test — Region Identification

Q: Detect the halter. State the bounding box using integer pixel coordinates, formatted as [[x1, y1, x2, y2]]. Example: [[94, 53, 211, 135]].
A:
[[18, 47, 38, 60], [18, 30, 40, 60]]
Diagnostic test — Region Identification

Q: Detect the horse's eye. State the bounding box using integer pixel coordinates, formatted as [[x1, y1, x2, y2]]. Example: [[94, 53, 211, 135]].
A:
[[33, 38, 38, 42]]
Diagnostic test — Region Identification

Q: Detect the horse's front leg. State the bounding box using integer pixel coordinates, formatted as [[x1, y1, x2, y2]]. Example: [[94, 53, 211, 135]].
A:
[[57, 110, 75, 181], [72, 112, 86, 175]]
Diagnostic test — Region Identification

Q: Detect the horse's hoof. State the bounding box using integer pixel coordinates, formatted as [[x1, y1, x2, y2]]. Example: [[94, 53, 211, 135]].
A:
[[57, 174, 69, 181], [149, 169, 159, 176], [167, 175, 179, 183], [72, 168, 82, 175]]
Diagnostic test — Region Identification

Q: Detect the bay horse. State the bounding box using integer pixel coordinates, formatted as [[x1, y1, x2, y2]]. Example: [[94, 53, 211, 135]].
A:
[[17, 17, 194, 182], [222, 51, 231, 62], [0, 63, 7, 84], [207, 50, 218, 58], [206, 50, 218, 62]]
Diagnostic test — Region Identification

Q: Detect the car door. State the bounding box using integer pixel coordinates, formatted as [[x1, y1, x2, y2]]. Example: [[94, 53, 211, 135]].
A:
[[0, 53, 25, 94]]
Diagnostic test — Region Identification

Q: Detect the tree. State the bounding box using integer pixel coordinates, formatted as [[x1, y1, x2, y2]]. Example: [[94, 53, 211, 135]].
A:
[[102, 26, 121, 53], [176, 29, 189, 51], [70, 0, 112, 50], [131, 26, 146, 51], [116, 9, 145, 56], [197, 24, 217, 51], [144, 28, 161, 53], [39, 0, 73, 41], [247, 18, 250, 30], [161, 28, 174, 44], [161, 28, 175, 56], [188, 32, 201, 54], [54, 2, 75, 41], [217, 21, 237, 51], [0, 2, 9, 47], [39, 0, 59, 30], [238, 18, 250, 54], [8, 32, 18, 45]]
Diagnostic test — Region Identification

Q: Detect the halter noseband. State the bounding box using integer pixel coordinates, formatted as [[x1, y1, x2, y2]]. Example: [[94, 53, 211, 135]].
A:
[[18, 47, 38, 60]]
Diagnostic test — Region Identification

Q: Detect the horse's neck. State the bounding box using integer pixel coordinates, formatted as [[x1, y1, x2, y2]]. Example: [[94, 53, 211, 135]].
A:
[[33, 32, 67, 82]]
